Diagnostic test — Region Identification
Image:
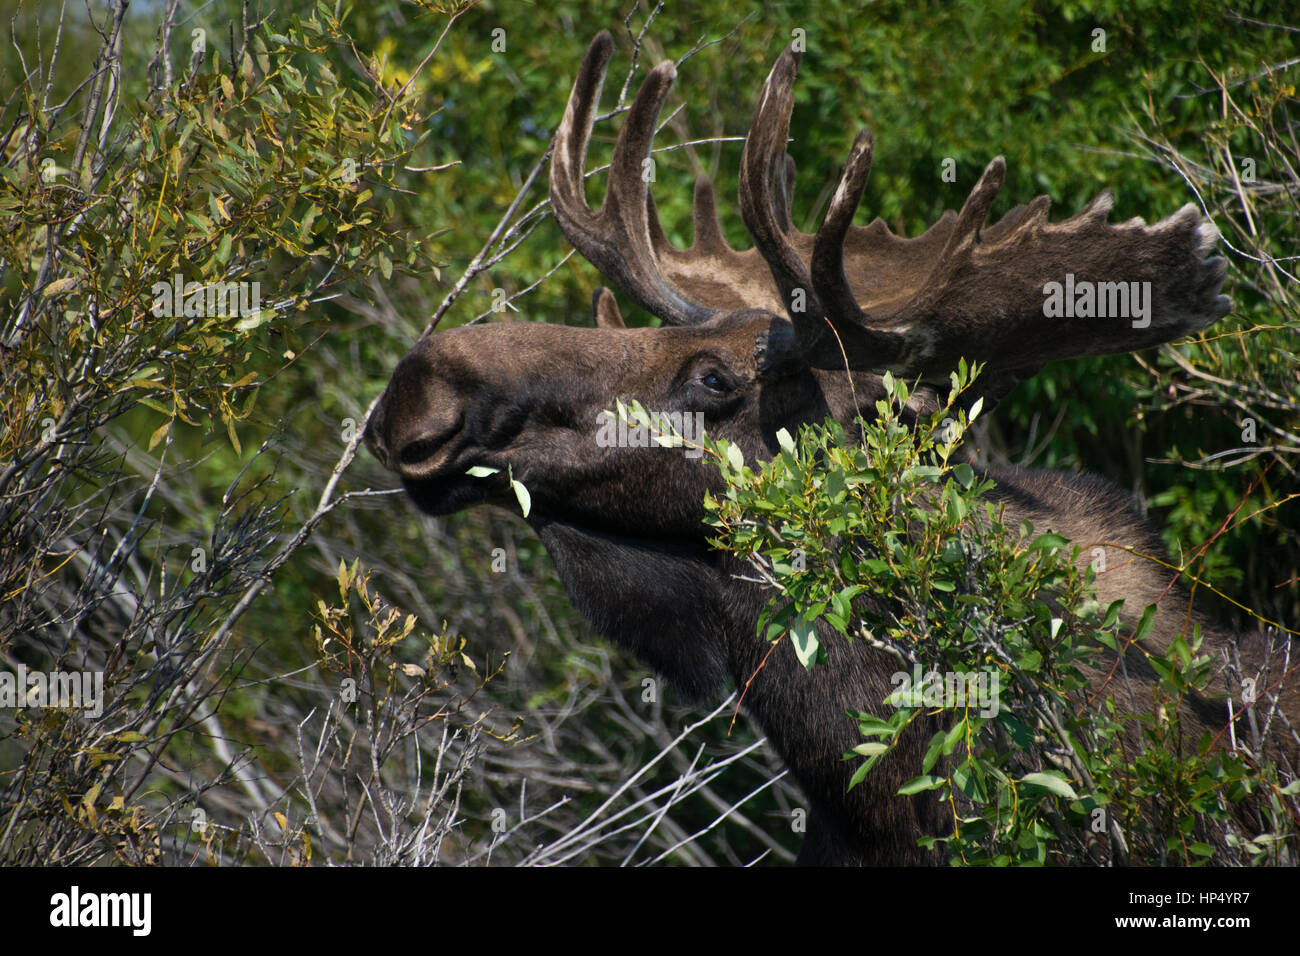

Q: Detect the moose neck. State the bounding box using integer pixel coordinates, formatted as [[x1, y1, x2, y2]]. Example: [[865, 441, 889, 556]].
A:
[[528, 506, 946, 865], [528, 516, 736, 701]]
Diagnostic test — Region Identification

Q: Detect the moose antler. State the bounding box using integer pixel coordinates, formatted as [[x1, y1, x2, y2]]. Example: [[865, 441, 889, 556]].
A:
[[551, 32, 792, 325], [552, 32, 1232, 377]]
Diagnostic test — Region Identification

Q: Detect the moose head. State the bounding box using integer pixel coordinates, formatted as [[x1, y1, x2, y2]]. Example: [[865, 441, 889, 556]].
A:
[[366, 32, 1227, 538], [363, 33, 1279, 865]]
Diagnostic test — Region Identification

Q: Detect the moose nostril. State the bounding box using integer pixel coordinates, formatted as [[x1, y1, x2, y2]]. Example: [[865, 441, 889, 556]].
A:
[[398, 436, 442, 466], [393, 416, 462, 471]]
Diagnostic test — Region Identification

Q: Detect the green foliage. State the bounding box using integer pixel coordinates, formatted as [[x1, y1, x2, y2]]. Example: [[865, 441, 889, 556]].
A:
[[2, 0, 1294, 867], [0, 5, 431, 464], [704, 365, 1297, 865], [0, 0, 466, 866]]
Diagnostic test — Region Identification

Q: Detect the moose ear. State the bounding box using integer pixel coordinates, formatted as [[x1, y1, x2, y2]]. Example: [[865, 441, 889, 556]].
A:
[[753, 315, 803, 379], [591, 287, 626, 329]]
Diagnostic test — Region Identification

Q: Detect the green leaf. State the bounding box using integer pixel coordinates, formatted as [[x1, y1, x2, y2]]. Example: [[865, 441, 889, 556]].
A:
[[941, 719, 966, 756], [847, 760, 873, 791], [1102, 599, 1125, 629], [789, 620, 820, 671], [898, 775, 945, 795], [725, 442, 744, 472], [626, 399, 651, 428], [1133, 604, 1157, 642], [465, 466, 500, 477], [831, 585, 862, 620], [776, 427, 796, 454], [299, 203, 320, 241], [1016, 649, 1042, 671], [1029, 532, 1069, 552], [921, 730, 946, 773], [852, 742, 890, 757], [510, 478, 531, 518], [1018, 772, 1078, 800], [857, 715, 897, 737], [235, 309, 272, 332]]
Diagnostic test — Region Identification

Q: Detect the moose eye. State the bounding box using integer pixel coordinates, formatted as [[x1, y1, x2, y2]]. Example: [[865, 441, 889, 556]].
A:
[[699, 370, 729, 393]]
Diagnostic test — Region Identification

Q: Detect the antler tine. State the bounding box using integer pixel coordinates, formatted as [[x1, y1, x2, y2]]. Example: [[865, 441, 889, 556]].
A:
[[550, 31, 717, 326], [688, 175, 729, 255], [902, 157, 1006, 318], [811, 129, 875, 326], [550, 33, 612, 237], [738, 46, 824, 334], [980, 193, 1051, 243]]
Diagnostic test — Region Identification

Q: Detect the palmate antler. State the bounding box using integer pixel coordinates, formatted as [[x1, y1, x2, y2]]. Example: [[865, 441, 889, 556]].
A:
[[550, 32, 1231, 379]]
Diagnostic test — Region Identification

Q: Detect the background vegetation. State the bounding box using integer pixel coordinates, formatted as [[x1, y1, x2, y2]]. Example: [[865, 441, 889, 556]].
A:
[[1, 0, 1295, 864]]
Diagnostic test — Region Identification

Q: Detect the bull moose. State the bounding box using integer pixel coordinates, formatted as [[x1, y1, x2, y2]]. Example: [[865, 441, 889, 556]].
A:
[[364, 32, 1296, 864]]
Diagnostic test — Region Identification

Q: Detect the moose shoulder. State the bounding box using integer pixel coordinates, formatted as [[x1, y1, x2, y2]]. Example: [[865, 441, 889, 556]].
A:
[[364, 32, 1295, 865]]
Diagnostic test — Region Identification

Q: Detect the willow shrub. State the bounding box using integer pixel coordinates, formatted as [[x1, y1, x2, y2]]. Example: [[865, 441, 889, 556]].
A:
[[691, 366, 1297, 866], [0, 3, 481, 865]]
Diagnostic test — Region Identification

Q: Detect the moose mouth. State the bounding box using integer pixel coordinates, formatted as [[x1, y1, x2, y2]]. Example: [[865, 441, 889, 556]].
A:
[[363, 403, 499, 516], [399, 470, 502, 517]]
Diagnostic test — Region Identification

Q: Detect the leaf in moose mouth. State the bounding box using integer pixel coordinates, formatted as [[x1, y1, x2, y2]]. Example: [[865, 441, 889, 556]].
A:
[[464, 465, 531, 518], [510, 474, 531, 518]]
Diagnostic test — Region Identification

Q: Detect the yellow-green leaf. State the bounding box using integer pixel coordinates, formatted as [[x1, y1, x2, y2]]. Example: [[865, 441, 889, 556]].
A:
[[43, 276, 79, 297], [148, 418, 172, 451]]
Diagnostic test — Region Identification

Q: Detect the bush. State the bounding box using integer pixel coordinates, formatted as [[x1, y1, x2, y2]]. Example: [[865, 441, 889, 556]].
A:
[[703, 364, 1298, 865]]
